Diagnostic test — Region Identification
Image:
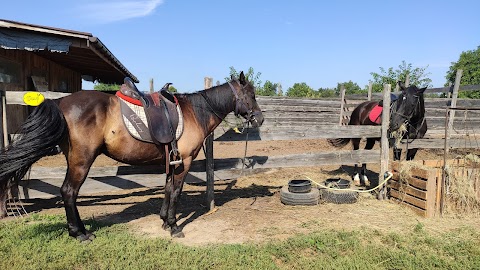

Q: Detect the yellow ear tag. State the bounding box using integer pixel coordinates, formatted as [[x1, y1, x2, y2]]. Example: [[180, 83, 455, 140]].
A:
[[233, 127, 241, 134], [23, 92, 45, 106]]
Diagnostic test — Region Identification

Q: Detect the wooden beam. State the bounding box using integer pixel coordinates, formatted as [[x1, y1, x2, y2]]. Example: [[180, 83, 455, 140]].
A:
[[448, 70, 463, 136], [0, 90, 4, 149], [5, 91, 70, 105], [367, 82, 372, 101], [204, 76, 215, 211], [379, 84, 391, 200], [339, 85, 346, 125]]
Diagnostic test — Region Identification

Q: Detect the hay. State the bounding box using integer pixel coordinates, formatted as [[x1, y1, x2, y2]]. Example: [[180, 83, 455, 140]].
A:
[[396, 161, 431, 198], [390, 123, 408, 148], [445, 155, 480, 216]]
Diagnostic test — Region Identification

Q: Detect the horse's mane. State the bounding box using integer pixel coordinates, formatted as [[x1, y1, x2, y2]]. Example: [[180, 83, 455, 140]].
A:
[[175, 82, 234, 133]]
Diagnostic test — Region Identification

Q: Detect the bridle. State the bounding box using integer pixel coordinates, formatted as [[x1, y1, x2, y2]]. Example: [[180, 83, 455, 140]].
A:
[[199, 80, 258, 125], [391, 94, 426, 141], [227, 80, 260, 125]]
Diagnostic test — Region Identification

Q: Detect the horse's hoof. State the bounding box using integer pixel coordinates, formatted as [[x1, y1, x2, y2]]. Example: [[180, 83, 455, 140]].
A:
[[86, 231, 96, 240], [75, 231, 95, 242], [171, 230, 185, 238], [353, 174, 361, 186], [162, 223, 171, 231], [364, 176, 371, 187], [76, 234, 91, 242]]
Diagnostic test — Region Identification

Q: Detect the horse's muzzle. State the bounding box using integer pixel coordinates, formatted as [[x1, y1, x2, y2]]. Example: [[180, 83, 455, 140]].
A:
[[249, 111, 264, 127]]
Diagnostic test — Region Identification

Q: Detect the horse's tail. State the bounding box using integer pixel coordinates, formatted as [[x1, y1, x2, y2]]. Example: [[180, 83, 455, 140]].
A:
[[327, 137, 350, 148], [0, 99, 67, 192]]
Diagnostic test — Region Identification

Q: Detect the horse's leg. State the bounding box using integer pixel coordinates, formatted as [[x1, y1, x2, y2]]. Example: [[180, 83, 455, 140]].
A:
[[406, 148, 419, 161], [0, 182, 7, 218], [393, 147, 402, 161], [164, 161, 191, 238], [60, 150, 97, 241], [351, 138, 361, 186], [359, 138, 376, 187], [160, 172, 173, 231]]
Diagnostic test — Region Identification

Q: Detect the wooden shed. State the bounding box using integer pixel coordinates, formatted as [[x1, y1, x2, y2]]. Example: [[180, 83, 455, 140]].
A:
[[0, 19, 138, 133]]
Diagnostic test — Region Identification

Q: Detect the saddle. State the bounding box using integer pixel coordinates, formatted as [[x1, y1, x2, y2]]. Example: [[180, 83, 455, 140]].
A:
[[121, 78, 179, 145], [120, 77, 182, 169]]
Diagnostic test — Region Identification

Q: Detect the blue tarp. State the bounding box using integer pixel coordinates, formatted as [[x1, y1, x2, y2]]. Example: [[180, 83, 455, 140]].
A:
[[0, 28, 71, 52]]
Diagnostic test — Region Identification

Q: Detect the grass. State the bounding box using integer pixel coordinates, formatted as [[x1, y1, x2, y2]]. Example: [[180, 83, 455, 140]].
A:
[[1, 214, 480, 270]]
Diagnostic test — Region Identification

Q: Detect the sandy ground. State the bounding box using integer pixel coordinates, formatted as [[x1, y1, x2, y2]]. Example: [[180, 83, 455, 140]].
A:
[[12, 139, 480, 246]]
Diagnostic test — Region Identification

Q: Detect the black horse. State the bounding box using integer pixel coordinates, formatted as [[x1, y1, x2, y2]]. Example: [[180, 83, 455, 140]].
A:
[[0, 72, 264, 240], [329, 82, 427, 186]]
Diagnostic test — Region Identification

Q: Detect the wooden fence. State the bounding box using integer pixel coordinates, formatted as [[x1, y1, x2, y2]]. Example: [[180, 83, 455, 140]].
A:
[[1, 70, 479, 206]]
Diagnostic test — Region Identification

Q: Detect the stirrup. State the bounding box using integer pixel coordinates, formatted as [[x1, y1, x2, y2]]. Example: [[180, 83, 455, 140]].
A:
[[169, 149, 183, 165]]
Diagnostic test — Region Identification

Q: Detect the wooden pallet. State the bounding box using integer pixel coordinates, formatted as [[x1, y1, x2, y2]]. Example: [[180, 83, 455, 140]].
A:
[[389, 161, 440, 217]]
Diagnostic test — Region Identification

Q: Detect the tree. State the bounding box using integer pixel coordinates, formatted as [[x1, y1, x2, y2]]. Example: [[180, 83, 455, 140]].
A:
[[225, 66, 262, 90], [94, 83, 120, 91], [445, 46, 480, 98], [286, 82, 315, 97], [226, 66, 281, 96], [316, 87, 337, 98], [256, 80, 278, 96], [168, 85, 178, 93], [370, 61, 432, 92], [336, 80, 364, 94]]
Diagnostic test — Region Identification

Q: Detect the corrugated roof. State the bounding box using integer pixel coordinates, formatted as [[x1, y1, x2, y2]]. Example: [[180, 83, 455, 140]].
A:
[[0, 19, 138, 83]]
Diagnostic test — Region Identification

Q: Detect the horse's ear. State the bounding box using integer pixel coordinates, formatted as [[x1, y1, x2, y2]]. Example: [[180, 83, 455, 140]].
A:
[[417, 87, 427, 94], [398, 81, 406, 91], [239, 71, 247, 85]]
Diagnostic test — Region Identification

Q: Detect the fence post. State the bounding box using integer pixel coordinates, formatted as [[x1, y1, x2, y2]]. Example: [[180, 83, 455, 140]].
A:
[[405, 73, 410, 87], [448, 69, 462, 136], [378, 84, 391, 200], [0, 89, 4, 150], [149, 78, 154, 93], [367, 82, 372, 101], [338, 85, 346, 125], [204, 77, 215, 211]]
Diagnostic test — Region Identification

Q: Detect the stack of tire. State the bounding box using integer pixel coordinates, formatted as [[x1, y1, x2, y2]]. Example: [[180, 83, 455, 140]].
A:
[[280, 178, 359, 205], [280, 180, 320, 205]]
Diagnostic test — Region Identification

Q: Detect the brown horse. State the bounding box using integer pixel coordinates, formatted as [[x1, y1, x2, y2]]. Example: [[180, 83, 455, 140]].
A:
[[0, 72, 264, 241]]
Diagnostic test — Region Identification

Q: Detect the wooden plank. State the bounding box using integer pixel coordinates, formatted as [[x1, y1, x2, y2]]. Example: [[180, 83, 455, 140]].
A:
[[391, 162, 431, 180], [214, 125, 381, 141], [0, 90, 4, 149], [6, 91, 70, 105], [390, 189, 427, 210], [399, 138, 480, 149], [379, 84, 391, 200], [448, 70, 463, 136], [391, 171, 428, 190], [391, 197, 427, 217], [339, 86, 345, 125], [390, 179, 427, 200]]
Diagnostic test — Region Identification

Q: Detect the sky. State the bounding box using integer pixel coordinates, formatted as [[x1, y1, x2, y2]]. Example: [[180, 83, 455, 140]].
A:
[[2, 0, 480, 92]]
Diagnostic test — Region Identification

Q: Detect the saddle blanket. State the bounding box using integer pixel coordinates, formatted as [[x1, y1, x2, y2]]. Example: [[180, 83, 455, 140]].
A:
[[369, 104, 383, 124], [116, 91, 184, 143]]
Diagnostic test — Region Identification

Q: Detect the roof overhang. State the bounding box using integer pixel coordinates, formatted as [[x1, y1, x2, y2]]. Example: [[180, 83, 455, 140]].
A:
[[0, 19, 138, 84]]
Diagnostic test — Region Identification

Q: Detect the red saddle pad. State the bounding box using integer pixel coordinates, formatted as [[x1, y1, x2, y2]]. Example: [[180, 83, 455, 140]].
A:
[[368, 105, 383, 124]]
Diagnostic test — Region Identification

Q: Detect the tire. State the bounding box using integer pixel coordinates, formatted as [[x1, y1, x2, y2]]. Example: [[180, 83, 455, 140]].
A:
[[288, 179, 312, 193], [280, 186, 320, 206], [320, 189, 359, 204]]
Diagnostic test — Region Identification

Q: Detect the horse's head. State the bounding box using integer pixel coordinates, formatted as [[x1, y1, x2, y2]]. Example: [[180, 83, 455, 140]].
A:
[[229, 71, 264, 127], [389, 81, 426, 132]]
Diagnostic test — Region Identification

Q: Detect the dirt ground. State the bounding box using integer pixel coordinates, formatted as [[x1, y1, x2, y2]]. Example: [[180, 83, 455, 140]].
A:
[[18, 139, 480, 246]]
